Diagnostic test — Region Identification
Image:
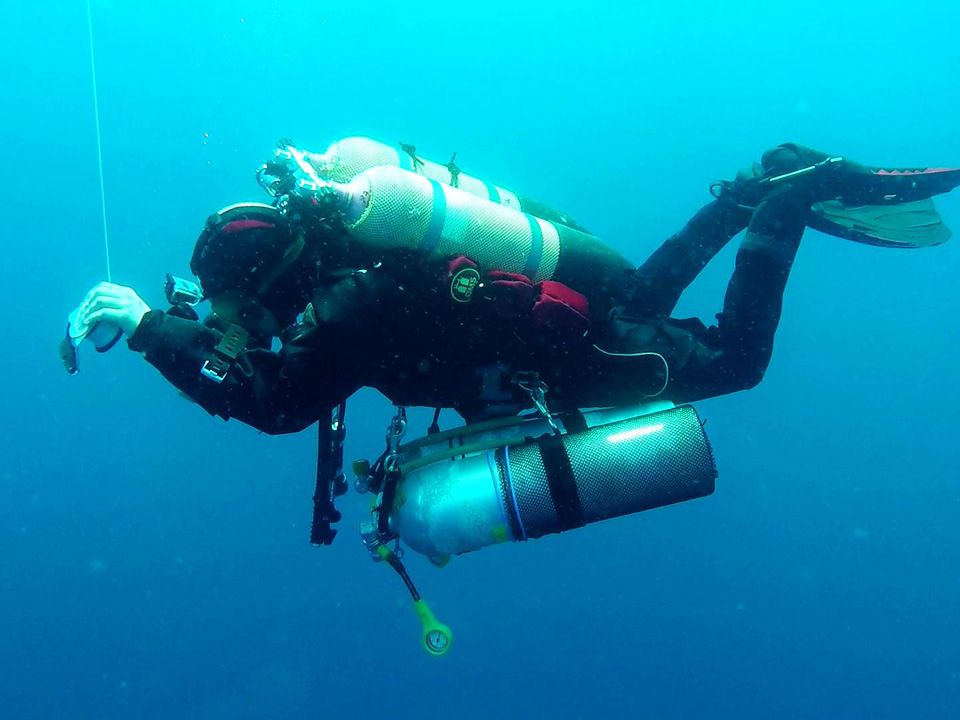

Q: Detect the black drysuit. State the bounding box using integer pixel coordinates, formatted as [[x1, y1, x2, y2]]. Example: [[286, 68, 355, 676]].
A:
[[127, 185, 804, 431]]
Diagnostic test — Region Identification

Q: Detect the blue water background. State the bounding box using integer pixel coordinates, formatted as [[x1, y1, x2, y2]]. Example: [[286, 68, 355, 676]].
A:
[[2, 1, 958, 717]]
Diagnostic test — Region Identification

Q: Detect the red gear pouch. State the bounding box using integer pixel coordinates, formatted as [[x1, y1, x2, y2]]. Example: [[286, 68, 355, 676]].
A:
[[448, 258, 591, 337], [485, 270, 535, 317], [533, 280, 591, 335]]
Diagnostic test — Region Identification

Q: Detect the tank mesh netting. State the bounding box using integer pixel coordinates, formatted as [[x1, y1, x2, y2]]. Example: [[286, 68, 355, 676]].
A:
[[416, 159, 522, 211], [494, 450, 523, 539], [345, 167, 433, 249], [323, 138, 525, 211], [323, 138, 402, 183], [437, 184, 560, 281], [419, 157, 490, 201], [504, 446, 557, 539], [349, 166, 560, 280], [505, 406, 717, 539]]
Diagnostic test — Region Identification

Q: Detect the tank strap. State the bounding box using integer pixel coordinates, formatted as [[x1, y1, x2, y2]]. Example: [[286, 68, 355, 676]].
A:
[[522, 214, 544, 279], [419, 180, 448, 255], [445, 152, 460, 188], [537, 434, 586, 531], [428, 407, 442, 435], [562, 409, 588, 434], [399, 142, 424, 172], [484, 180, 502, 204]]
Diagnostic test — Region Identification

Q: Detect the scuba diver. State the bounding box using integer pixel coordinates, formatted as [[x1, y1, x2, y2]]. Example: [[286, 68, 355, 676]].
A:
[[65, 138, 960, 653], [68, 140, 960, 425]]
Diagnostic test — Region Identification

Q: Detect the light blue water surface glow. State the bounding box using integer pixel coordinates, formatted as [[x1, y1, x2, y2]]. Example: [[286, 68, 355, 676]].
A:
[[2, 1, 958, 718]]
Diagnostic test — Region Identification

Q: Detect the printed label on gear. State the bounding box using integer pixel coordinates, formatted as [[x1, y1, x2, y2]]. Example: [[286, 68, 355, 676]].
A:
[[450, 267, 481, 303]]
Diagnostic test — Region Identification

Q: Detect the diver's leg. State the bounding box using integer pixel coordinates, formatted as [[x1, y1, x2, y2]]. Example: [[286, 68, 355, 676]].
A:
[[708, 184, 808, 391], [589, 142, 960, 404], [586, 184, 809, 406], [623, 199, 752, 320], [622, 145, 820, 323]]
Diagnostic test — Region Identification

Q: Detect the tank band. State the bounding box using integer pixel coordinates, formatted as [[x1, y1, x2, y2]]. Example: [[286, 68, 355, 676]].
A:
[[499, 445, 527, 541], [420, 179, 448, 255], [485, 181, 502, 204], [562, 409, 588, 434], [522, 214, 544, 279], [486, 450, 515, 540], [538, 434, 586, 532]]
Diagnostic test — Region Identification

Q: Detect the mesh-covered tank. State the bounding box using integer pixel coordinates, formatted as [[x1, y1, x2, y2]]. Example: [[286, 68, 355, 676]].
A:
[[305, 136, 589, 232], [390, 405, 717, 560], [336, 165, 635, 311]]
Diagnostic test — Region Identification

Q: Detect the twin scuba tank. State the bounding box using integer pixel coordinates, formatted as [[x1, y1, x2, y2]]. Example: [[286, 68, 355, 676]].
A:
[[275, 136, 637, 315]]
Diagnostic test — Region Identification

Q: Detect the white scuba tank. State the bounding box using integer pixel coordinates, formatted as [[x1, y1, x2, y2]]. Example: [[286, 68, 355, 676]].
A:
[[306, 136, 523, 207], [331, 164, 635, 297], [335, 164, 557, 281], [304, 136, 589, 232]]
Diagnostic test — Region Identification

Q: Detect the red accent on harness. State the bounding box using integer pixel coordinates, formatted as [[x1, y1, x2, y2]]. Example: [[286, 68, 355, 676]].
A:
[[450, 256, 592, 336], [221, 219, 276, 234], [486, 271, 590, 334], [533, 280, 590, 335], [446, 255, 478, 276], [486, 270, 535, 317]]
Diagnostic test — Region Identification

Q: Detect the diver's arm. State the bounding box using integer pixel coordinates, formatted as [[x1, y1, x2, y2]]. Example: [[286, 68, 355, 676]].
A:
[[128, 310, 357, 434]]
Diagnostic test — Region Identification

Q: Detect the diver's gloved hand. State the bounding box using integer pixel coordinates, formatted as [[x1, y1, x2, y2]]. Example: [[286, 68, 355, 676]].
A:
[[75, 282, 151, 336], [62, 282, 151, 375]]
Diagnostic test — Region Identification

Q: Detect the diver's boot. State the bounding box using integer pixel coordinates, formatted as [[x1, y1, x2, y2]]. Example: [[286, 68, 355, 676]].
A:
[[715, 143, 960, 248], [712, 143, 839, 209], [717, 143, 960, 207]]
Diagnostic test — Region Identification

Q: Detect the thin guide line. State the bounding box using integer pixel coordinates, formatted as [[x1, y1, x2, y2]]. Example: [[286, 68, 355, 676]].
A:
[[86, 0, 112, 281]]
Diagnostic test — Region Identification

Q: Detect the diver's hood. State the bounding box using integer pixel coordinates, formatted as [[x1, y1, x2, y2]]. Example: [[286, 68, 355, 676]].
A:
[[190, 202, 314, 328]]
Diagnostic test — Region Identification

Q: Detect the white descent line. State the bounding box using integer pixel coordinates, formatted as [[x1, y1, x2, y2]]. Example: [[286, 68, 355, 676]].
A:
[[86, 0, 112, 281], [606, 424, 665, 444]]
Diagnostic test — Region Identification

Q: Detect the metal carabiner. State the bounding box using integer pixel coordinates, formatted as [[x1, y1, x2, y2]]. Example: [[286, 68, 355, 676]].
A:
[[512, 373, 562, 436], [386, 408, 408, 457]]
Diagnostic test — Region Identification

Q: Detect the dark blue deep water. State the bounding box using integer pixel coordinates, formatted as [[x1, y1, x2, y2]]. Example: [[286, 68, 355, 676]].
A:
[[3, 1, 958, 718]]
